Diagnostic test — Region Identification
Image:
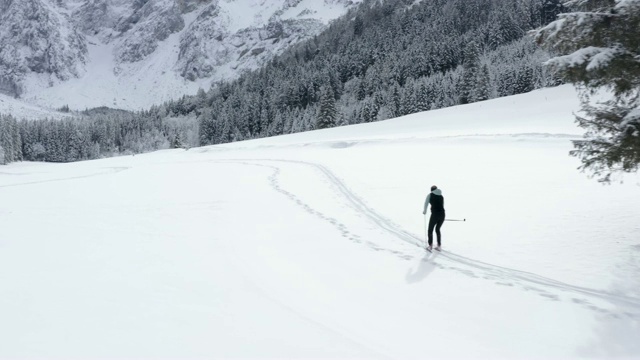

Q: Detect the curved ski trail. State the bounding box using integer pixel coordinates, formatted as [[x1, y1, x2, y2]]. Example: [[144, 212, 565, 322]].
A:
[[231, 158, 640, 317]]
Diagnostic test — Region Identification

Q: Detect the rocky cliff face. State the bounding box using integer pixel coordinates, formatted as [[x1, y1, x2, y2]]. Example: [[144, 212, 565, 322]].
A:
[[0, 0, 361, 110], [176, 2, 326, 81], [114, 0, 186, 64], [0, 0, 87, 97]]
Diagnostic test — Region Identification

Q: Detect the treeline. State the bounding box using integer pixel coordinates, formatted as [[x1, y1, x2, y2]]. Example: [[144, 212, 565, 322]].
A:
[[0, 110, 197, 164], [1, 0, 565, 165], [0, 115, 22, 164]]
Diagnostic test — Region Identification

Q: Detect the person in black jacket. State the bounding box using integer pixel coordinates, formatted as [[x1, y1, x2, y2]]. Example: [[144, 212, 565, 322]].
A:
[[422, 185, 445, 251]]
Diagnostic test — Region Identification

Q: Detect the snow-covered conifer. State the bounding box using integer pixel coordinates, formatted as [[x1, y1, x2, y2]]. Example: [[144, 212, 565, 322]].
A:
[[316, 86, 337, 129], [475, 64, 492, 102], [460, 41, 480, 104], [535, 0, 640, 181]]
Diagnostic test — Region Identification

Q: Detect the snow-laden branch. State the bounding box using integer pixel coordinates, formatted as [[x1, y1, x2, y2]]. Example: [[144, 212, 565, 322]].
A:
[[585, 47, 622, 70], [533, 11, 618, 44], [621, 107, 640, 129], [533, 17, 567, 41], [563, 0, 640, 12], [615, 0, 640, 13], [545, 46, 625, 70]]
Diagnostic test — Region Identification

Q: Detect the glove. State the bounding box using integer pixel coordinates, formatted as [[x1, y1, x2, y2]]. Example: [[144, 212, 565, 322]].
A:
[[422, 211, 426, 215]]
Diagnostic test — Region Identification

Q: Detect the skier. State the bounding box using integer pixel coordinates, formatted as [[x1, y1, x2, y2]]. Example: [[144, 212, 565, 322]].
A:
[[422, 185, 445, 251]]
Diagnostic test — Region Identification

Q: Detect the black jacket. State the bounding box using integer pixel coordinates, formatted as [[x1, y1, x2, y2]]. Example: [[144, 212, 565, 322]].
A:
[[423, 189, 445, 214]]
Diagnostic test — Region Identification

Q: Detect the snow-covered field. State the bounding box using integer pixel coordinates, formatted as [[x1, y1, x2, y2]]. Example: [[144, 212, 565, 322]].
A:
[[1, 86, 639, 359]]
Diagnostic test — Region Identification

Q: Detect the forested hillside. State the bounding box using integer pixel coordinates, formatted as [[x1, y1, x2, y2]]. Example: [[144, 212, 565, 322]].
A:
[[194, 0, 562, 145], [1, 0, 565, 164]]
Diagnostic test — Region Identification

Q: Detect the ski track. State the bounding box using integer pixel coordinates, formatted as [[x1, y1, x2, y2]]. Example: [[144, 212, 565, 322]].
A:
[[196, 132, 580, 153], [219, 158, 640, 319], [0, 167, 130, 188], [5, 156, 636, 318]]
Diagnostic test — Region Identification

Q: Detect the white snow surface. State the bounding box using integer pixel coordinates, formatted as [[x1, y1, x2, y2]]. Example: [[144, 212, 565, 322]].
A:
[[1, 86, 639, 358]]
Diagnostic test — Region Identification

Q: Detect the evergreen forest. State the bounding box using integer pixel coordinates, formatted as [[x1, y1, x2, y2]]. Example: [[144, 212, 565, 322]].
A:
[[0, 0, 566, 164]]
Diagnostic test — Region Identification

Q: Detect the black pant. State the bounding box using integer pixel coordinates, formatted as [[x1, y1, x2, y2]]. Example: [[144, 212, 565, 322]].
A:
[[428, 212, 445, 246]]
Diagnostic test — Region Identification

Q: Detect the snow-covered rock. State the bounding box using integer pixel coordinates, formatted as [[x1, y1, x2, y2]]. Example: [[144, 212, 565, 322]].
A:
[[115, 0, 186, 65], [176, 2, 324, 81], [0, 0, 87, 97]]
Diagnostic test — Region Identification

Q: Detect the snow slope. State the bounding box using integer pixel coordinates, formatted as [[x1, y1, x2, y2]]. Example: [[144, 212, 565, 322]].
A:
[[1, 85, 639, 358], [0, 93, 73, 120]]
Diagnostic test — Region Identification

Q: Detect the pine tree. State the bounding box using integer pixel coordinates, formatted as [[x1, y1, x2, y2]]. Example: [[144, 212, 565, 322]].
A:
[[400, 86, 416, 116], [195, 88, 208, 109], [535, 0, 640, 181], [474, 64, 492, 101], [416, 83, 432, 111], [356, 78, 367, 101], [391, 84, 402, 117], [353, 15, 364, 36], [259, 96, 272, 136], [0, 115, 6, 164], [171, 133, 183, 149], [0, 115, 15, 163], [217, 119, 228, 143], [360, 102, 372, 123], [316, 86, 337, 129], [11, 116, 22, 161], [460, 41, 480, 104], [268, 111, 285, 136], [371, 92, 384, 120], [514, 65, 534, 94], [198, 108, 215, 145]]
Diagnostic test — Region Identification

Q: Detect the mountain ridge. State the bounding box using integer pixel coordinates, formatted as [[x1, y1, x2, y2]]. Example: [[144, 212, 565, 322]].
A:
[[0, 0, 361, 111]]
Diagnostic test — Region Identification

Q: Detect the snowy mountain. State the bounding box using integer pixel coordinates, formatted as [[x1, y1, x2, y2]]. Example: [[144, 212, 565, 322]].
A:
[[1, 86, 639, 358], [0, 0, 361, 111]]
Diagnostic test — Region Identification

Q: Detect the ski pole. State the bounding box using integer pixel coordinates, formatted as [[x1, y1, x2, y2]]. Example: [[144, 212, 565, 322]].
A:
[[445, 219, 466, 222], [423, 214, 427, 248]]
